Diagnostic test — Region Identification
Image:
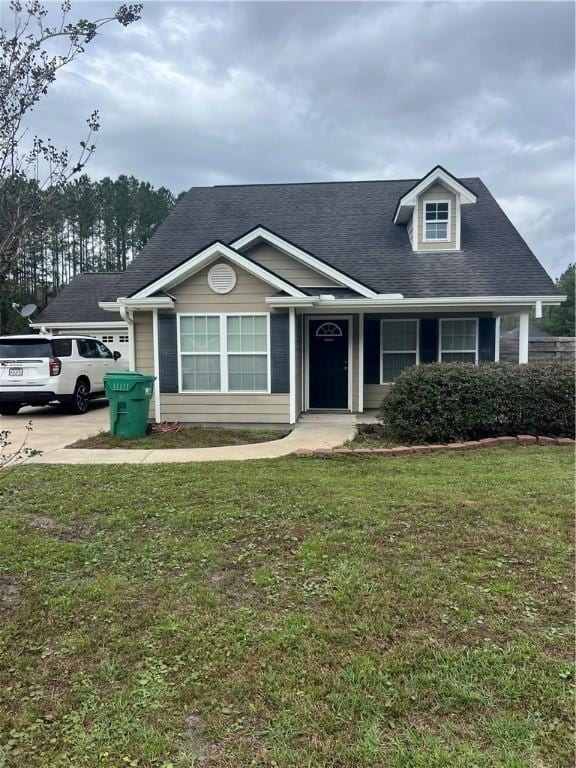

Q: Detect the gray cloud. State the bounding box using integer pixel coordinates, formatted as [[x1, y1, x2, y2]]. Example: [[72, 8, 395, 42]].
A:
[[22, 0, 575, 277]]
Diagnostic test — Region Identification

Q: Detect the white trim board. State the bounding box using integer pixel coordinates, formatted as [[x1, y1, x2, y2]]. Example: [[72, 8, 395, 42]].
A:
[[30, 321, 128, 329], [289, 307, 297, 424], [394, 166, 477, 224], [266, 295, 566, 311], [131, 242, 306, 300], [152, 309, 161, 423], [230, 226, 378, 299]]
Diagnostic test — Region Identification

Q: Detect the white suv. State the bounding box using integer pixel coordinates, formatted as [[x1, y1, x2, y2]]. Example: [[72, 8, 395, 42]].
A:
[[0, 334, 126, 416]]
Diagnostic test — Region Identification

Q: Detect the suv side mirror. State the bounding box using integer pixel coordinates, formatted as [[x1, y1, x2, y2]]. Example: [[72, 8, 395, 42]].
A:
[[113, 350, 122, 360]]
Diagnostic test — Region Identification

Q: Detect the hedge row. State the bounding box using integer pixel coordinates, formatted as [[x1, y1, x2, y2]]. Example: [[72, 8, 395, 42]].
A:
[[379, 361, 575, 444]]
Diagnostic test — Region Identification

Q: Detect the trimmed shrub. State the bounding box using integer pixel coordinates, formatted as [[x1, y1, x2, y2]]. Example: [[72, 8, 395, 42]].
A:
[[379, 361, 575, 444]]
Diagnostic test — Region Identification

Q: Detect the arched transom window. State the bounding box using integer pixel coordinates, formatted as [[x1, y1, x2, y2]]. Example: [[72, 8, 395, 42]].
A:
[[315, 321, 343, 338]]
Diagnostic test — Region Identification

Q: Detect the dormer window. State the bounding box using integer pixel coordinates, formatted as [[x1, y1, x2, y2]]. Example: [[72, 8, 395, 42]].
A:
[[394, 167, 476, 252], [424, 201, 450, 241]]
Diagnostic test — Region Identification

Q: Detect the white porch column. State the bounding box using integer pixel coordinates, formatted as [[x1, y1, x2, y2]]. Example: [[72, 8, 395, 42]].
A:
[[152, 308, 161, 423], [358, 312, 364, 412], [494, 316, 501, 362], [289, 307, 296, 424], [518, 312, 529, 364]]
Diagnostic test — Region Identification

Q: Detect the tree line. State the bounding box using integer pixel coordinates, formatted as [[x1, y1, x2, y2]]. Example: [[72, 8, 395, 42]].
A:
[[1, 174, 178, 333]]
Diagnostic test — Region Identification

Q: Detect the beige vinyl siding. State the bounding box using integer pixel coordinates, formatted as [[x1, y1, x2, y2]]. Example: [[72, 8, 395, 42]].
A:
[[134, 313, 154, 375], [134, 264, 291, 425], [244, 242, 340, 288], [168, 260, 274, 313], [159, 394, 290, 424], [364, 383, 392, 410], [416, 183, 458, 251], [407, 215, 414, 247]]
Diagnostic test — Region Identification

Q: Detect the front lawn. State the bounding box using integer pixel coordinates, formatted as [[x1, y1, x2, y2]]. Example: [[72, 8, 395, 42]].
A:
[[0, 448, 573, 767], [68, 426, 289, 449]]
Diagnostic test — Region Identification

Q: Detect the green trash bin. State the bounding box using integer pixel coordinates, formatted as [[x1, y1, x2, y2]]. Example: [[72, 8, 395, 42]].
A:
[[104, 371, 156, 438]]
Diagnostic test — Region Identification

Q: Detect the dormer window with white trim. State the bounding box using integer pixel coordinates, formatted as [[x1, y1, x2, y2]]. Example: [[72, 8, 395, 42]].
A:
[[393, 166, 477, 252], [424, 201, 450, 241]]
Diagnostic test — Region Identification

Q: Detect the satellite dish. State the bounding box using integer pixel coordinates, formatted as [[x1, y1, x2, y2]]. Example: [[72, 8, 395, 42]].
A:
[[12, 302, 37, 318], [20, 303, 37, 318]]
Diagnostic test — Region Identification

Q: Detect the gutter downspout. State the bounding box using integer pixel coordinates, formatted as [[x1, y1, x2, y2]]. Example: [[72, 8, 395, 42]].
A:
[[119, 305, 136, 370]]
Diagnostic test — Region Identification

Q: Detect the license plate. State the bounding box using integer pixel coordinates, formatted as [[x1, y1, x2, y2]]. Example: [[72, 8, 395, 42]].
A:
[[8, 367, 23, 376]]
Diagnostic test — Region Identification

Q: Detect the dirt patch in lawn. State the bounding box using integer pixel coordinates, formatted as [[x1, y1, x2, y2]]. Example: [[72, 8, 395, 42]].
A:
[[178, 712, 212, 763], [67, 426, 290, 450], [0, 575, 21, 609], [28, 514, 84, 542]]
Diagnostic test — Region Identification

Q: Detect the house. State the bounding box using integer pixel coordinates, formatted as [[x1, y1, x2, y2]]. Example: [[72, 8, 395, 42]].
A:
[[31, 273, 131, 360], [33, 166, 564, 426]]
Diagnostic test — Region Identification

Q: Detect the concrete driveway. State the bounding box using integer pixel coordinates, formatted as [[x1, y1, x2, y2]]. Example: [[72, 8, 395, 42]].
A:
[[2, 401, 109, 457]]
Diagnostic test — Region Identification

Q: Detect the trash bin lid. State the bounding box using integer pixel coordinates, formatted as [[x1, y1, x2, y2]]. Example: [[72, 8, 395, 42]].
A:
[[104, 370, 156, 381]]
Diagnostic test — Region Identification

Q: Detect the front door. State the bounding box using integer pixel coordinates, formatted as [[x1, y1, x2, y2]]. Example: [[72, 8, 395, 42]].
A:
[[308, 318, 349, 409]]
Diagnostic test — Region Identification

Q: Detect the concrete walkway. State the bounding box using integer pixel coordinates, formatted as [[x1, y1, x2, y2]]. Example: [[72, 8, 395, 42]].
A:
[[3, 405, 366, 464]]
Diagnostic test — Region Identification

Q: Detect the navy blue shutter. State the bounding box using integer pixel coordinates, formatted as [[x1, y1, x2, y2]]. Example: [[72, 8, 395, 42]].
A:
[[478, 317, 496, 362], [158, 314, 178, 393], [270, 313, 289, 393], [419, 318, 438, 363], [364, 316, 381, 384]]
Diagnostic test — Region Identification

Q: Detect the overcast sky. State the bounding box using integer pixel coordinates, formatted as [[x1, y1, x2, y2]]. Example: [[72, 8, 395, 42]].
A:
[[4, 0, 574, 277]]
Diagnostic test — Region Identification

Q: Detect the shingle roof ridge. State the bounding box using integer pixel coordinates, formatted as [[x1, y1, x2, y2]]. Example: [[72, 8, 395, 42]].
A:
[[204, 176, 480, 190]]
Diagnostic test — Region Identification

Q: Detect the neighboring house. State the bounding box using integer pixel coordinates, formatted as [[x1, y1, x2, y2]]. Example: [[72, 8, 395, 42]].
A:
[[33, 165, 564, 426], [31, 273, 130, 360]]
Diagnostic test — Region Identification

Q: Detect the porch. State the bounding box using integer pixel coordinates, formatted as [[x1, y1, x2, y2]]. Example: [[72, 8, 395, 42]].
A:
[[291, 311, 517, 420]]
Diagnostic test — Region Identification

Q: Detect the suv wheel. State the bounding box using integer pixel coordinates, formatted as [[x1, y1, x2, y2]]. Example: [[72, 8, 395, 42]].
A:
[[68, 380, 90, 414], [0, 403, 21, 416]]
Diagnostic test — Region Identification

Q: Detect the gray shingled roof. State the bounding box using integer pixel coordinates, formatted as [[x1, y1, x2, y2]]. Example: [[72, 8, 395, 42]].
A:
[[36, 175, 559, 324], [118, 176, 557, 298], [35, 273, 125, 324]]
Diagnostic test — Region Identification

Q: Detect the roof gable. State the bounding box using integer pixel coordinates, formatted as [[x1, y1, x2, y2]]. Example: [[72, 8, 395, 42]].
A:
[[230, 226, 377, 298], [132, 241, 306, 299], [393, 165, 477, 224]]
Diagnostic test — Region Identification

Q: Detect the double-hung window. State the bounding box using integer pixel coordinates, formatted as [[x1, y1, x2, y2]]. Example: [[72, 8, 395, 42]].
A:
[[179, 314, 269, 392], [227, 315, 268, 391], [424, 201, 450, 241], [439, 319, 478, 363], [381, 319, 419, 383]]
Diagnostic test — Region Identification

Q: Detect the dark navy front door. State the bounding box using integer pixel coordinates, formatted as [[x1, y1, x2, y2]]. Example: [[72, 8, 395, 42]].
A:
[[308, 319, 349, 409]]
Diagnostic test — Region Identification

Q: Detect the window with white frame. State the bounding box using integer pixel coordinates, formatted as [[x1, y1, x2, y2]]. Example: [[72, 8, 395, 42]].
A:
[[101, 335, 114, 343], [180, 316, 221, 391], [381, 319, 419, 382], [424, 201, 449, 241], [179, 314, 269, 392], [440, 319, 478, 363], [227, 315, 268, 391], [118, 335, 129, 343]]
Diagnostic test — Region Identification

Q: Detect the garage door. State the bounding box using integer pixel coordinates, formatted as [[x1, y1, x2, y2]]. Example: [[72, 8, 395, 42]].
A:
[[98, 332, 130, 360]]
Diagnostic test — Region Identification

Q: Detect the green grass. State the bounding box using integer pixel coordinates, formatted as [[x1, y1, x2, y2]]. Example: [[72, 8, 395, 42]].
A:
[[0, 447, 573, 767], [68, 426, 289, 449]]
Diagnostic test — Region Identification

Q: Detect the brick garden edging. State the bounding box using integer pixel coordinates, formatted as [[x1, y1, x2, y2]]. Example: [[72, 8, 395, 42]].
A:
[[294, 435, 576, 458]]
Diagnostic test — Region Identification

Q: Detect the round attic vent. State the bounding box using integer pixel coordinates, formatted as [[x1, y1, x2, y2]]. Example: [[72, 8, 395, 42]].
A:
[[208, 263, 237, 294]]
